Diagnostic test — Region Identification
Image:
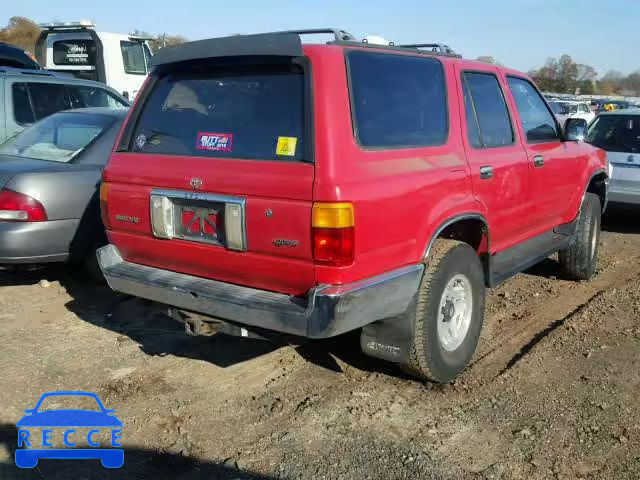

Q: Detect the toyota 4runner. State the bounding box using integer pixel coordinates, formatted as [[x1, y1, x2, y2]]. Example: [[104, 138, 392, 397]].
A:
[[97, 29, 608, 382]]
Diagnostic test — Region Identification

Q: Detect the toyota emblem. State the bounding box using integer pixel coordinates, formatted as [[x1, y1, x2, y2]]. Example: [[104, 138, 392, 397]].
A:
[[190, 177, 203, 190]]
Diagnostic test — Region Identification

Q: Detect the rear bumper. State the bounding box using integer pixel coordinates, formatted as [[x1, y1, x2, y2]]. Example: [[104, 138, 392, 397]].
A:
[[608, 184, 640, 205], [0, 219, 78, 263], [97, 244, 423, 338]]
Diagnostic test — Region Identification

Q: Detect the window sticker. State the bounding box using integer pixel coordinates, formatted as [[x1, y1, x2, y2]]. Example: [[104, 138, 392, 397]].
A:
[[196, 132, 233, 152], [276, 136, 298, 156]]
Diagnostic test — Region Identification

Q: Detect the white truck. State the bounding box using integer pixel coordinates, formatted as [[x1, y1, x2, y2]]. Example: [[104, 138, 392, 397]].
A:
[[35, 21, 152, 101]]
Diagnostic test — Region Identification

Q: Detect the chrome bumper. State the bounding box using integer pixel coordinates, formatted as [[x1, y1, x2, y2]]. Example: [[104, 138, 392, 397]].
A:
[[97, 244, 423, 339]]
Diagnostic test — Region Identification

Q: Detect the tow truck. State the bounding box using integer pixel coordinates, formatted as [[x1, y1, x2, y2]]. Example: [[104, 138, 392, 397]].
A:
[[35, 21, 152, 100]]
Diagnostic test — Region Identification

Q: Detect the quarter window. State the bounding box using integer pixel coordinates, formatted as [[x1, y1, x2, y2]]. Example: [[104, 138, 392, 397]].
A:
[[507, 77, 560, 142], [463, 72, 514, 148], [347, 51, 448, 148]]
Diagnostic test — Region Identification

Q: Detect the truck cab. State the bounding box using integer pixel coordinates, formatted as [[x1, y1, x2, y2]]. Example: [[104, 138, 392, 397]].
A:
[[35, 21, 152, 101]]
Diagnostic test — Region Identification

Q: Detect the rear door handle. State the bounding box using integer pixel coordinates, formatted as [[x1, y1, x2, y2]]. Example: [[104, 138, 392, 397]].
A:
[[533, 155, 544, 167], [480, 166, 494, 180]]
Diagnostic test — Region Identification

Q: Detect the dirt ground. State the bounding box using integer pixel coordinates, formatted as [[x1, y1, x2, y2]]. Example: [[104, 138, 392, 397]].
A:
[[0, 206, 639, 480]]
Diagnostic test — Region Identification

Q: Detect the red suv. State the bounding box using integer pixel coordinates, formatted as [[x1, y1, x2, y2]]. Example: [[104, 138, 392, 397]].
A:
[[98, 30, 608, 383]]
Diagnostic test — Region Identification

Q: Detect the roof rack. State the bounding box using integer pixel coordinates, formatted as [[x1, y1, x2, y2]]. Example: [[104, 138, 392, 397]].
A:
[[397, 43, 459, 56], [280, 28, 357, 42]]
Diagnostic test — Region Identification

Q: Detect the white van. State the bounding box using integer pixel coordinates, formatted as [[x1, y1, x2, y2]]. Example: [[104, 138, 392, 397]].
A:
[[35, 21, 152, 101]]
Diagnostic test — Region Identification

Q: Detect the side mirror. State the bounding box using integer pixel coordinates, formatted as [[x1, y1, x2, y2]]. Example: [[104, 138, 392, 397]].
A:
[[564, 118, 588, 142]]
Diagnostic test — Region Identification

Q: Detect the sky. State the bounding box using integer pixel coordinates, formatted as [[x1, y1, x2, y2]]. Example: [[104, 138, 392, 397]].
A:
[[6, 0, 640, 76]]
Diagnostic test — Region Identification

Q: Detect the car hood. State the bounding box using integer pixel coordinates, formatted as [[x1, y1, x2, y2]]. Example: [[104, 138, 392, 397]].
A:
[[16, 409, 123, 427], [0, 154, 68, 189]]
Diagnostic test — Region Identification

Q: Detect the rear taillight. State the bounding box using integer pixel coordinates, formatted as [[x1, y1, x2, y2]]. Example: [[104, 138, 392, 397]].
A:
[[99, 182, 110, 229], [0, 189, 47, 222], [312, 202, 354, 267]]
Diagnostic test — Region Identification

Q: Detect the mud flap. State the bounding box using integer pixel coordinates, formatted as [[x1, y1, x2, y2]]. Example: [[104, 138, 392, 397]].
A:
[[359, 296, 417, 364]]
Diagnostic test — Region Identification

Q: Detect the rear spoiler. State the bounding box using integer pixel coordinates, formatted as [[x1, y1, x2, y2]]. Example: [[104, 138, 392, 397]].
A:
[[150, 32, 303, 68]]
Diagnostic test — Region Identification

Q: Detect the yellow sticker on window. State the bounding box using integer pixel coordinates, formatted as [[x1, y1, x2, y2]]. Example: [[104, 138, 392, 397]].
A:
[[276, 136, 297, 156]]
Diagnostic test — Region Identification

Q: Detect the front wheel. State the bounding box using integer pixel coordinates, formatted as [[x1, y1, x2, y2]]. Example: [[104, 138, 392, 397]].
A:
[[401, 239, 485, 383], [559, 193, 601, 281]]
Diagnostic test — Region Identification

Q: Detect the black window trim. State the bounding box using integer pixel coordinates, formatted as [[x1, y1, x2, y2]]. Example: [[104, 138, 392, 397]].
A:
[[117, 56, 315, 164], [461, 69, 517, 150], [120, 40, 148, 76], [345, 49, 450, 151], [506, 74, 563, 145]]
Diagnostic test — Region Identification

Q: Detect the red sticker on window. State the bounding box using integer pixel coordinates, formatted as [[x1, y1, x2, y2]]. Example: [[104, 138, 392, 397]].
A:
[[196, 132, 233, 152]]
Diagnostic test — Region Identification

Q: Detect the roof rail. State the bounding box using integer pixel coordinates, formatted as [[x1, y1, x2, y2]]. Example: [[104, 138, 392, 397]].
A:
[[0, 66, 57, 76], [280, 28, 357, 42], [397, 43, 460, 57]]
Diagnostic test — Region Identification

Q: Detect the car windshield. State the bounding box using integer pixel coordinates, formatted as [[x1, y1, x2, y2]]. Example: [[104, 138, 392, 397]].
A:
[[586, 114, 640, 153], [36, 395, 101, 412], [0, 112, 115, 163], [550, 102, 577, 114]]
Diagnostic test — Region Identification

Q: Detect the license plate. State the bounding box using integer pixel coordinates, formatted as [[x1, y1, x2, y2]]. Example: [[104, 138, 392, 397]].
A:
[[150, 189, 247, 251], [173, 199, 225, 245]]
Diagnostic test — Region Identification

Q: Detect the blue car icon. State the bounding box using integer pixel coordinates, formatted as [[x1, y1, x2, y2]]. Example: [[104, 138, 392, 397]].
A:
[[15, 391, 123, 468]]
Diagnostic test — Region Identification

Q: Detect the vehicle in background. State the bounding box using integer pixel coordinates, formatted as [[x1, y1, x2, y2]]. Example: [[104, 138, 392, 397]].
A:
[[587, 110, 640, 206], [0, 108, 127, 276], [97, 30, 607, 383], [35, 21, 153, 101], [0, 67, 128, 144], [0, 42, 40, 69], [549, 100, 595, 126], [592, 99, 630, 114]]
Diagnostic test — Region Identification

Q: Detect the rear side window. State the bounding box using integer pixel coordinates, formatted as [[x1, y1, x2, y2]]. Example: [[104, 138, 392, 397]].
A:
[[130, 65, 305, 161], [12, 82, 72, 124], [347, 51, 448, 148], [463, 72, 514, 148], [120, 41, 147, 75], [507, 77, 559, 142], [67, 85, 128, 109]]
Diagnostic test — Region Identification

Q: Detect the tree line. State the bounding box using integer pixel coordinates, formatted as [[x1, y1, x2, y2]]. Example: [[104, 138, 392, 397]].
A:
[[0, 16, 187, 55], [477, 54, 640, 96]]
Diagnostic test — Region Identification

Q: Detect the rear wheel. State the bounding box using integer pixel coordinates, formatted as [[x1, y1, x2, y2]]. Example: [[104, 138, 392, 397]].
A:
[[559, 193, 601, 281], [401, 239, 485, 383]]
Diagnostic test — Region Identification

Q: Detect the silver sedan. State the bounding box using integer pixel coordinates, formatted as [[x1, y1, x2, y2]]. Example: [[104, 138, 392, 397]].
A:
[[586, 109, 640, 206], [0, 107, 126, 270]]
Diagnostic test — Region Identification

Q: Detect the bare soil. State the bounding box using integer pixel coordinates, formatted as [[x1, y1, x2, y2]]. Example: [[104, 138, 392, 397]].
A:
[[0, 205, 639, 480]]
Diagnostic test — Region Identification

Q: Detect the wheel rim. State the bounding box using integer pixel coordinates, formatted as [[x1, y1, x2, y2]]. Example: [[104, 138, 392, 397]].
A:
[[437, 274, 473, 352], [591, 214, 599, 260]]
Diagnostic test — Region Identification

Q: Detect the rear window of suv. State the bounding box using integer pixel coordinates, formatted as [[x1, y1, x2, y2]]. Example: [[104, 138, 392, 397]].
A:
[[129, 65, 305, 161], [347, 51, 448, 149]]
